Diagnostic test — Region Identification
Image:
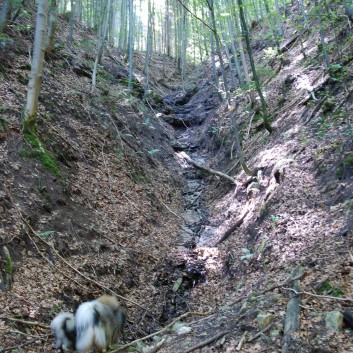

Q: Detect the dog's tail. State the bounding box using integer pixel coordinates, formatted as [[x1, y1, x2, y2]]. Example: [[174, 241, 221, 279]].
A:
[[50, 312, 75, 351], [75, 301, 106, 352]]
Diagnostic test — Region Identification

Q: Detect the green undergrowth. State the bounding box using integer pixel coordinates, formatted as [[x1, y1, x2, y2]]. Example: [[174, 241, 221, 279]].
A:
[[21, 131, 61, 176]]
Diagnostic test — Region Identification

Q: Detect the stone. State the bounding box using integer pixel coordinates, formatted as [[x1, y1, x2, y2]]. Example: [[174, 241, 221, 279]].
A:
[[324, 311, 344, 331], [257, 313, 274, 330]]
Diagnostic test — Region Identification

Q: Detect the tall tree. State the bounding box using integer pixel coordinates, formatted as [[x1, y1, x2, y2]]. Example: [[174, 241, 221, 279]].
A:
[[24, 0, 49, 133], [237, 0, 273, 133], [91, 0, 112, 93], [0, 0, 12, 33], [128, 0, 134, 91], [238, 0, 273, 133], [67, 0, 74, 43], [45, 0, 58, 59]]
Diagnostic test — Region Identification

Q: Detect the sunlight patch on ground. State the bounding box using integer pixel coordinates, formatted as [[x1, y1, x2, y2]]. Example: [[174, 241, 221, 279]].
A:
[[195, 247, 222, 271], [256, 144, 290, 167]]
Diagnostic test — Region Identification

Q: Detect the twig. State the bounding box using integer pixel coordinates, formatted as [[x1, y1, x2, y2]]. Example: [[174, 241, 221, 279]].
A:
[[183, 330, 228, 353], [25, 226, 87, 291], [109, 312, 209, 353], [0, 336, 49, 353], [143, 338, 166, 353], [0, 317, 49, 329], [236, 331, 247, 350], [6, 329, 44, 338], [247, 323, 273, 342], [160, 200, 183, 220], [214, 208, 249, 245], [261, 272, 306, 295], [176, 0, 215, 33], [282, 288, 353, 302], [246, 111, 256, 139], [231, 272, 306, 305], [18, 209, 144, 310]]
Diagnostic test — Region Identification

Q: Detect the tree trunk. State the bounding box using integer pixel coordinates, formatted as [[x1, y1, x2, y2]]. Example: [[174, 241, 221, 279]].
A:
[[0, 0, 12, 33], [91, 0, 112, 93], [127, 0, 134, 91], [344, 0, 353, 20], [45, 0, 58, 59], [237, 0, 273, 133], [316, 0, 329, 68], [144, 0, 153, 99], [24, 0, 49, 133], [67, 0, 74, 43]]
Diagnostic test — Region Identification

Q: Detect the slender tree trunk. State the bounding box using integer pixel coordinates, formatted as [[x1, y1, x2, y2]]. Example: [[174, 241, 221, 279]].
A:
[[274, 0, 283, 37], [165, 0, 171, 56], [91, 0, 112, 93], [316, 0, 329, 68], [24, 0, 49, 133], [118, 0, 126, 52], [181, 1, 188, 90], [0, 0, 12, 33], [208, 0, 229, 100], [231, 113, 254, 176], [227, 16, 244, 87], [229, 0, 254, 101], [45, 0, 58, 59], [237, 0, 273, 133], [144, 0, 153, 100], [128, 0, 134, 91], [298, 0, 309, 28], [67, 0, 74, 43], [344, 0, 353, 20], [210, 28, 219, 88]]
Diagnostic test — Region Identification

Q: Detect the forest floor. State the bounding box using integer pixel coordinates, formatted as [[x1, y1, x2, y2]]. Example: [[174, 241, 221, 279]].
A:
[[1, 2, 353, 353]]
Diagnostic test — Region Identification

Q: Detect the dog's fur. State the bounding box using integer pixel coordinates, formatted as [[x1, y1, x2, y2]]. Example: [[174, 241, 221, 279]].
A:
[[50, 312, 76, 353], [75, 295, 126, 353]]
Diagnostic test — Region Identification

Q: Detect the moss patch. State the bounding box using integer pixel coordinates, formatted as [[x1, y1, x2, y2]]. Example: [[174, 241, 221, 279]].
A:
[[21, 131, 61, 176]]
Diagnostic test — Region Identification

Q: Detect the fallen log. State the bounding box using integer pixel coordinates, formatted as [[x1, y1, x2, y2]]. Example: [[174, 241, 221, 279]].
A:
[[282, 267, 304, 353], [180, 152, 236, 185], [215, 208, 249, 245]]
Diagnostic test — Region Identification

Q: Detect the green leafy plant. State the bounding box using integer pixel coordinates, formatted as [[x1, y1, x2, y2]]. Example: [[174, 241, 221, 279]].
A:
[[319, 281, 344, 297]]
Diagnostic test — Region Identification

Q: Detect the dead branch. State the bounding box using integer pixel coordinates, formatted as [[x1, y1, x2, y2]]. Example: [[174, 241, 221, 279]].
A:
[[248, 323, 273, 342], [0, 335, 49, 353], [215, 208, 250, 245], [109, 312, 209, 353], [231, 271, 306, 306], [280, 34, 300, 52], [183, 330, 229, 353], [303, 97, 327, 124], [0, 316, 49, 329], [160, 200, 183, 220], [282, 267, 304, 353], [142, 338, 166, 353], [261, 272, 306, 295], [282, 288, 353, 303], [236, 331, 247, 350], [180, 152, 236, 185]]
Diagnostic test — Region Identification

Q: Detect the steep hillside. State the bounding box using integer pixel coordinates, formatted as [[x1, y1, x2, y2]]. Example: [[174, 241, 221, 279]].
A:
[[0, 4, 191, 351], [0, 2, 353, 353]]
